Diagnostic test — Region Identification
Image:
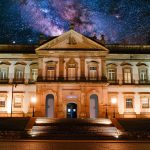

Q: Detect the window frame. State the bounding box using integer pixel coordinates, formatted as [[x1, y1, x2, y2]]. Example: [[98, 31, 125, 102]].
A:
[[123, 67, 132, 84], [46, 61, 57, 80], [141, 97, 149, 109], [125, 98, 134, 109], [66, 58, 78, 80], [88, 61, 99, 80]]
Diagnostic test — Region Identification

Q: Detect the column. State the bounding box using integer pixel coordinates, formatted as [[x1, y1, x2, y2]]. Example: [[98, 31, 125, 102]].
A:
[[80, 57, 85, 80], [134, 93, 140, 115], [80, 87, 86, 118], [118, 92, 124, 115], [59, 57, 64, 80], [101, 57, 107, 81], [38, 57, 43, 80]]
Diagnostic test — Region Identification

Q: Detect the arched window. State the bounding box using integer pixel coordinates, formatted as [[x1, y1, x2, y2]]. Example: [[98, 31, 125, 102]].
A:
[[107, 63, 117, 83], [121, 62, 132, 84], [30, 63, 38, 82], [136, 63, 148, 84], [0, 62, 10, 81], [90, 94, 98, 118], [14, 62, 26, 82], [46, 94, 54, 118]]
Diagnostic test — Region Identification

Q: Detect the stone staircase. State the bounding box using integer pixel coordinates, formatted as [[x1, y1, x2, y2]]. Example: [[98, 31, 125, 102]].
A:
[[27, 118, 120, 140]]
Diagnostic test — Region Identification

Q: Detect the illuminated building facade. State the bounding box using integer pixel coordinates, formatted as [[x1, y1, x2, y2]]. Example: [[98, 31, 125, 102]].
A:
[[0, 29, 150, 118]]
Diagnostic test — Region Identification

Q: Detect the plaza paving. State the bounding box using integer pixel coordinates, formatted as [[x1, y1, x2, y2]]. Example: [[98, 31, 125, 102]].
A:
[[0, 140, 150, 150]]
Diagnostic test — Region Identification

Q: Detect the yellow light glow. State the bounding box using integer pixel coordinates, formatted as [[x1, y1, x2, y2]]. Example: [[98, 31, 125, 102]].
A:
[[31, 96, 37, 104], [111, 97, 117, 104]]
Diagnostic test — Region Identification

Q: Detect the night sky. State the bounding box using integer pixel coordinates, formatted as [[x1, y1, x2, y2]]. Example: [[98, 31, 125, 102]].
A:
[[0, 0, 150, 44]]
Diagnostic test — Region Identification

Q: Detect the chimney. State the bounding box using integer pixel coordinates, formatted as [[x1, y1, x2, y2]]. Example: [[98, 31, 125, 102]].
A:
[[92, 32, 97, 40], [39, 34, 46, 45], [70, 23, 75, 30], [99, 34, 105, 45]]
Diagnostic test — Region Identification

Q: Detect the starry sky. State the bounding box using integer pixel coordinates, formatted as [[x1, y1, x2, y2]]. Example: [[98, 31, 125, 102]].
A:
[[0, 0, 150, 44]]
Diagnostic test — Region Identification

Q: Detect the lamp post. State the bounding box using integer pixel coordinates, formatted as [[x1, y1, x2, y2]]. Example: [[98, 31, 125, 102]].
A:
[[104, 104, 109, 118], [111, 97, 117, 118], [31, 96, 36, 117]]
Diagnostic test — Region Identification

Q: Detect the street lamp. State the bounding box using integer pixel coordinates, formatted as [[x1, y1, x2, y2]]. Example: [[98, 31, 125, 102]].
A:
[[31, 96, 36, 117], [104, 104, 109, 118], [111, 97, 117, 118]]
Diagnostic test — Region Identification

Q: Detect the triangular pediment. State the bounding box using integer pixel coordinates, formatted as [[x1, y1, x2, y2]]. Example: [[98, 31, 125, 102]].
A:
[[36, 30, 108, 51]]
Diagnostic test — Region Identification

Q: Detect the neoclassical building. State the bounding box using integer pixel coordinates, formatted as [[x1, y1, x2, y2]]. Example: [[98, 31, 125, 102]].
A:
[[0, 29, 150, 118]]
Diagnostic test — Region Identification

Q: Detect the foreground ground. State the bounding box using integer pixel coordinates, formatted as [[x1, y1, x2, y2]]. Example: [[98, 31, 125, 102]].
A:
[[0, 140, 150, 150]]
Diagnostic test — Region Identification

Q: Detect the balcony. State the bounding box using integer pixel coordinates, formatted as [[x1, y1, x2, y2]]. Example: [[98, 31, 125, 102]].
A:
[[37, 76, 107, 83], [108, 80, 119, 85], [122, 80, 135, 85], [13, 78, 25, 84], [0, 78, 9, 84], [138, 80, 150, 85]]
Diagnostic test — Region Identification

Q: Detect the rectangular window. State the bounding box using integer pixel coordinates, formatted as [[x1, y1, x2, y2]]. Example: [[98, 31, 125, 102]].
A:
[[124, 68, 132, 83], [15, 69, 24, 80], [68, 68, 75, 80], [31, 69, 38, 81], [89, 67, 97, 80], [139, 69, 147, 81], [0, 97, 5, 107], [0, 68, 8, 80], [126, 98, 133, 108], [47, 67, 55, 80], [14, 97, 22, 108], [108, 69, 116, 81], [141, 98, 149, 108]]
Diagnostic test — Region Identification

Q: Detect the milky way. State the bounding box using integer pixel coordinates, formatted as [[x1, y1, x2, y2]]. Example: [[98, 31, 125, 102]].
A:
[[0, 0, 150, 44]]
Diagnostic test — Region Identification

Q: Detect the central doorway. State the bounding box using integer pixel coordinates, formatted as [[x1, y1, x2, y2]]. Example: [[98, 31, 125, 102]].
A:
[[66, 103, 77, 118]]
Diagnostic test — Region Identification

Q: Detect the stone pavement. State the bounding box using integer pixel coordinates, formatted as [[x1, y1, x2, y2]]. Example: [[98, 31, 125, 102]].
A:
[[0, 140, 150, 150]]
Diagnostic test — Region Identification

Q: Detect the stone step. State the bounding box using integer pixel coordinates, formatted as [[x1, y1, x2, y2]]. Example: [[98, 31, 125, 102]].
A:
[[35, 118, 113, 125], [28, 118, 119, 139]]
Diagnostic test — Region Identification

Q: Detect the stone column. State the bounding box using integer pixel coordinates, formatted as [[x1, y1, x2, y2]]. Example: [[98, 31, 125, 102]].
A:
[[59, 57, 64, 80], [57, 87, 64, 118], [80, 57, 85, 80], [101, 57, 107, 81], [134, 93, 140, 115], [38, 57, 43, 80], [80, 87, 86, 118], [118, 92, 124, 117]]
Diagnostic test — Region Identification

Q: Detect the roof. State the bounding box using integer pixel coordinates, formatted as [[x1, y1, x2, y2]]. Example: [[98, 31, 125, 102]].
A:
[[107, 44, 150, 54], [0, 43, 150, 54], [0, 45, 37, 54]]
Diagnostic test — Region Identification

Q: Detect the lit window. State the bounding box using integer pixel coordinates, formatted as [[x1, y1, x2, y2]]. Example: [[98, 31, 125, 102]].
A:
[[0, 97, 5, 107], [124, 68, 132, 83], [126, 98, 133, 108], [108, 69, 116, 81], [15, 68, 24, 80], [47, 66, 55, 80], [141, 98, 149, 108], [31, 69, 38, 81], [89, 66, 97, 80], [14, 97, 22, 108], [0, 68, 8, 80], [139, 69, 147, 81], [68, 67, 76, 80]]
